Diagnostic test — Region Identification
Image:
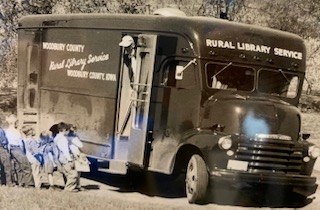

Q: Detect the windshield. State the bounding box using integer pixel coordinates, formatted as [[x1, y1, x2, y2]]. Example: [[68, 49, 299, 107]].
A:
[[206, 62, 255, 91], [206, 63, 300, 99], [257, 69, 299, 98]]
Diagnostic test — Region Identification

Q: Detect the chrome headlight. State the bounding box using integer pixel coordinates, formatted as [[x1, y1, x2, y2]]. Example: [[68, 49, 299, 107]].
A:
[[218, 135, 232, 150], [309, 146, 320, 159]]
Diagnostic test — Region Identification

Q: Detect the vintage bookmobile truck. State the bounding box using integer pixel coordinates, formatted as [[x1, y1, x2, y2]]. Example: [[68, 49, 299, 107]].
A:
[[17, 9, 319, 203]]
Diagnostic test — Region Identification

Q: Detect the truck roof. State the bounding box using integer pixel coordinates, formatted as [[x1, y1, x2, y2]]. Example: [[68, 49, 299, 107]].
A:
[[18, 13, 301, 40], [19, 13, 306, 72]]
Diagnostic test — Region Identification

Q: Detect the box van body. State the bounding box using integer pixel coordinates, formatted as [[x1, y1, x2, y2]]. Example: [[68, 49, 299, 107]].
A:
[[18, 13, 318, 203]]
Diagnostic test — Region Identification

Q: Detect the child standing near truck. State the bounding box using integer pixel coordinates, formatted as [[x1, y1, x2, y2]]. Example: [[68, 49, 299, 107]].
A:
[[40, 130, 61, 190], [21, 125, 43, 189], [0, 127, 14, 186], [67, 125, 89, 191], [54, 122, 79, 192], [5, 114, 33, 187]]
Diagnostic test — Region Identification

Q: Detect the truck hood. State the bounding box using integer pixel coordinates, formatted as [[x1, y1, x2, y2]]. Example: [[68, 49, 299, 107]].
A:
[[200, 93, 301, 140]]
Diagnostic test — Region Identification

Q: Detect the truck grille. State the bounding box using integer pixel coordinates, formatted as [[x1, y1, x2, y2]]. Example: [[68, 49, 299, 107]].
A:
[[234, 138, 303, 174]]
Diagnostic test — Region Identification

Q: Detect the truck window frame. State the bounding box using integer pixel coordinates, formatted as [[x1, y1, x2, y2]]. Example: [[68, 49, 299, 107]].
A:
[[205, 61, 256, 92], [257, 68, 301, 99]]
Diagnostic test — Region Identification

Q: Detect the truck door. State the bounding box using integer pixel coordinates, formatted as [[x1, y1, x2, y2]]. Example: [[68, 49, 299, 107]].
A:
[[17, 29, 41, 135], [127, 35, 157, 167]]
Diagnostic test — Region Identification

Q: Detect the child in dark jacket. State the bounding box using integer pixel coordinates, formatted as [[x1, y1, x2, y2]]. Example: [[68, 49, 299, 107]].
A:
[[0, 127, 14, 186]]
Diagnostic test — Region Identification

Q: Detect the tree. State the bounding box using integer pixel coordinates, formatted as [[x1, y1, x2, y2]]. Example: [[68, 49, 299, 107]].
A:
[[234, 0, 320, 91], [1, 0, 320, 91], [0, 0, 60, 88], [196, 0, 245, 19]]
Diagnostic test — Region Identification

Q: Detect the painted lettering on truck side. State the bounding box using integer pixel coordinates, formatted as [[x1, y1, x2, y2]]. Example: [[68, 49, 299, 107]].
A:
[[43, 42, 115, 82], [205, 39, 302, 60]]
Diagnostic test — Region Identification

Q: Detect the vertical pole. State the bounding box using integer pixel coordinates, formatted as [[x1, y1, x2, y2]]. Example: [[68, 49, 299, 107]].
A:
[[145, 1, 150, 15], [217, 0, 221, 18]]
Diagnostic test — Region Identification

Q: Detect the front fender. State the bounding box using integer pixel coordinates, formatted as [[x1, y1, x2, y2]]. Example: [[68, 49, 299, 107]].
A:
[[169, 129, 227, 174], [148, 128, 228, 174], [181, 128, 223, 150]]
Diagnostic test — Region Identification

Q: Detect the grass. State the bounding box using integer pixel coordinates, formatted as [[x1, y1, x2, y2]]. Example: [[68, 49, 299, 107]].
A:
[[0, 186, 86, 210], [0, 185, 185, 210], [301, 113, 320, 146]]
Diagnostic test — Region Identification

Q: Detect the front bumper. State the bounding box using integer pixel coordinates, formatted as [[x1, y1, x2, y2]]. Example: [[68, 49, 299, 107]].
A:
[[210, 170, 318, 196]]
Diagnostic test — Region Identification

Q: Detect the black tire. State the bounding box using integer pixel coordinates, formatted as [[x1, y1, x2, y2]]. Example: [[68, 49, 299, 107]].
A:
[[185, 154, 208, 204]]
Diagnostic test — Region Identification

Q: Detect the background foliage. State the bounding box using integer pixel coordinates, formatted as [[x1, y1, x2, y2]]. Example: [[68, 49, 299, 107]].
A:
[[1, 0, 320, 91]]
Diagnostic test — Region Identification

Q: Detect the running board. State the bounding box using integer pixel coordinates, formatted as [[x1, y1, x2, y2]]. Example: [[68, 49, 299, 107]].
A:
[[98, 159, 128, 175]]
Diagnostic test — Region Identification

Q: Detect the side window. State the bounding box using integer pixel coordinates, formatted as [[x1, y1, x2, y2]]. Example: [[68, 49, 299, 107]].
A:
[[162, 62, 176, 87], [25, 45, 39, 108], [162, 60, 196, 89]]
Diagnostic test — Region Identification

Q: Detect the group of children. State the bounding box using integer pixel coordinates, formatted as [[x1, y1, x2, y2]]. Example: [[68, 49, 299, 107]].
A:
[[0, 114, 89, 192]]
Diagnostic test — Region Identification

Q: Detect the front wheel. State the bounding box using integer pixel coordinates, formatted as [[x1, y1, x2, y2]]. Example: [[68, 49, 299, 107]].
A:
[[185, 154, 208, 204]]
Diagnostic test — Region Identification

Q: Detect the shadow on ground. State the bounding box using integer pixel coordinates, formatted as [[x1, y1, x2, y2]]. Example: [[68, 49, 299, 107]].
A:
[[205, 182, 314, 208], [82, 171, 314, 208]]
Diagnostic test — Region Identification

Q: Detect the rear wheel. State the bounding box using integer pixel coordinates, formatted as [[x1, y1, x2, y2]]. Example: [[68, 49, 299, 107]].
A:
[[185, 154, 208, 204]]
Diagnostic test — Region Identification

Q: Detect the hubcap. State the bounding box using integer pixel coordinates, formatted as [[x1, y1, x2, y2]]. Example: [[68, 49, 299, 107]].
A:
[[186, 159, 197, 196]]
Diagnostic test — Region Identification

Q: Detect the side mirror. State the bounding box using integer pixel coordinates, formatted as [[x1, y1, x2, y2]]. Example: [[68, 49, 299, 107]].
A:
[[175, 58, 197, 80], [302, 133, 311, 140], [175, 65, 184, 80]]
